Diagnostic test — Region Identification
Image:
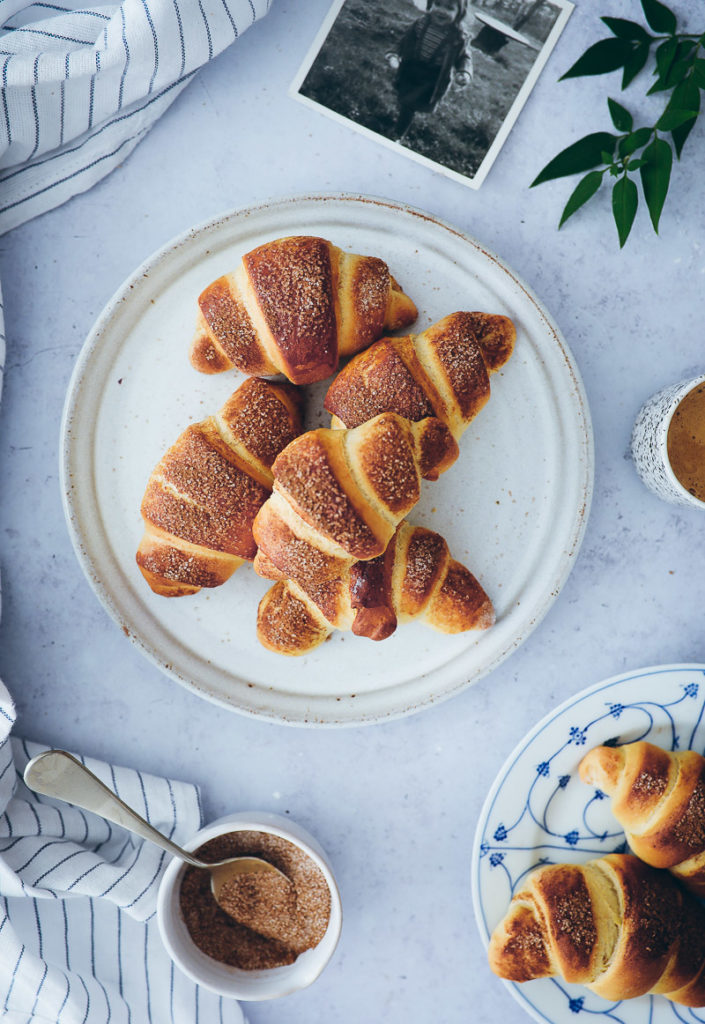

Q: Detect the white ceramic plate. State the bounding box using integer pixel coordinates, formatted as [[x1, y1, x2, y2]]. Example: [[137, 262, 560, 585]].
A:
[[471, 663, 705, 1024], [61, 193, 593, 725]]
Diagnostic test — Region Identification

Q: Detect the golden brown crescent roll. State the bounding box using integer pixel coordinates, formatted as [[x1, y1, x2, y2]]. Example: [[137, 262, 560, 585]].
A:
[[136, 377, 303, 597], [256, 521, 495, 655], [488, 854, 705, 1006], [579, 741, 705, 896], [324, 311, 516, 440], [190, 235, 418, 385], [252, 413, 459, 588]]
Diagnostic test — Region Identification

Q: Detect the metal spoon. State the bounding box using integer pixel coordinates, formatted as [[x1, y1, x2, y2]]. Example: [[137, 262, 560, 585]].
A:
[[23, 750, 287, 906]]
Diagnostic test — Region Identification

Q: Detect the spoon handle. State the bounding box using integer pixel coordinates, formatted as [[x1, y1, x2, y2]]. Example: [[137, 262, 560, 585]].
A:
[[24, 750, 205, 869]]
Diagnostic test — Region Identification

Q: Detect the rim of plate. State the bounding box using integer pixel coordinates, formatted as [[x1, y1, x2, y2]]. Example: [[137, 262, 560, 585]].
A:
[[470, 661, 705, 1024], [59, 192, 594, 727]]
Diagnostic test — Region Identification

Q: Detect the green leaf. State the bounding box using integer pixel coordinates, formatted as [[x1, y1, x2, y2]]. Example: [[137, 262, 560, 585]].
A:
[[672, 78, 701, 109], [626, 157, 648, 170], [641, 0, 677, 35], [693, 59, 705, 89], [601, 16, 652, 41], [655, 108, 699, 130], [531, 133, 617, 186], [648, 77, 674, 94], [670, 78, 701, 156], [675, 39, 697, 60], [670, 77, 701, 116], [648, 37, 688, 93], [639, 138, 673, 231], [561, 38, 636, 79], [622, 42, 651, 87], [655, 37, 678, 80], [618, 127, 653, 156], [612, 175, 639, 247], [559, 171, 604, 226], [608, 97, 633, 131], [665, 59, 694, 90], [671, 116, 698, 157]]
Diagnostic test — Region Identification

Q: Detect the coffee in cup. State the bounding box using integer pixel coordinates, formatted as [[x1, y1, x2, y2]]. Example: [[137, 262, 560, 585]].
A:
[[666, 382, 705, 501]]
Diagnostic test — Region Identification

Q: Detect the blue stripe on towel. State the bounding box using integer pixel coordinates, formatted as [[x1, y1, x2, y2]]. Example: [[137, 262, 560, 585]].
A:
[[31, 3, 111, 19], [16, 839, 65, 874], [33, 847, 88, 884], [136, 770, 151, 824], [78, 972, 91, 1024], [124, 850, 165, 909], [62, 901, 70, 969], [1, 24, 99, 44], [118, 3, 129, 110], [140, 0, 159, 94], [56, 967, 71, 1023], [220, 0, 237, 38], [0, 66, 9, 144], [172, 0, 185, 77], [5, 944, 25, 1012], [0, 130, 147, 216], [196, 0, 213, 60], [144, 927, 152, 1023]]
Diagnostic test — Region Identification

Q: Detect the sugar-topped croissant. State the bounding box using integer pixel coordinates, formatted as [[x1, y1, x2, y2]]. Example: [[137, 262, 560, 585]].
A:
[[252, 413, 459, 588], [256, 521, 495, 655], [136, 377, 303, 596], [579, 741, 705, 896], [190, 235, 418, 385], [324, 311, 516, 440], [489, 854, 705, 1006]]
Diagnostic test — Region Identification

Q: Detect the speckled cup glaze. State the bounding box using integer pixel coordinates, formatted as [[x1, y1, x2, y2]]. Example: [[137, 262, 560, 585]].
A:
[[631, 374, 705, 509]]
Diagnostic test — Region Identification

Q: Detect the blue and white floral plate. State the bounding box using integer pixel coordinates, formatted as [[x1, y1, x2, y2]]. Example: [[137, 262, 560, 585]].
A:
[[471, 664, 705, 1024]]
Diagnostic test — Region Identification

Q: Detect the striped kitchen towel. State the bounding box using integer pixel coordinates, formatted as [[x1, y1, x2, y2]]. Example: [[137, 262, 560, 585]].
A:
[[0, 0, 271, 235], [0, 681, 247, 1023]]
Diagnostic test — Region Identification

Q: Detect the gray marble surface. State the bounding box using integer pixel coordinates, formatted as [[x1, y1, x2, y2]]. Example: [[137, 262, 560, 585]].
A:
[[1, 1, 704, 1021]]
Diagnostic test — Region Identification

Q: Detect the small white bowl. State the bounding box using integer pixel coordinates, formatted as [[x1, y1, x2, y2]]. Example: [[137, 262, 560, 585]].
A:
[[156, 812, 342, 1001]]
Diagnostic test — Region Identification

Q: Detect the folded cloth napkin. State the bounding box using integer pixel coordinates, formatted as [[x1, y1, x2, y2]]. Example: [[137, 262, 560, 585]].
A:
[[0, 0, 271, 235], [0, 680, 247, 1023]]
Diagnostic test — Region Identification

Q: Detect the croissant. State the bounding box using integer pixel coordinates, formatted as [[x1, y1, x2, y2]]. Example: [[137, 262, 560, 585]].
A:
[[488, 854, 705, 1006], [251, 413, 459, 587], [324, 311, 516, 440], [256, 521, 495, 655], [136, 377, 303, 597], [579, 741, 705, 896], [190, 235, 418, 385]]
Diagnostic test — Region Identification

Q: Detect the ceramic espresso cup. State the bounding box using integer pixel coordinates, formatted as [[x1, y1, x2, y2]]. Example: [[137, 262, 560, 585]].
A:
[[631, 373, 705, 509]]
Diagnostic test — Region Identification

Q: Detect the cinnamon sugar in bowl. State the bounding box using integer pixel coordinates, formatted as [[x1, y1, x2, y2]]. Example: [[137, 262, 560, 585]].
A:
[[157, 812, 342, 1001]]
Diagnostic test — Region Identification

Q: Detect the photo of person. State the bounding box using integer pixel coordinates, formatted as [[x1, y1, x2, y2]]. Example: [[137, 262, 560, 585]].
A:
[[390, 0, 474, 140], [291, 0, 573, 188]]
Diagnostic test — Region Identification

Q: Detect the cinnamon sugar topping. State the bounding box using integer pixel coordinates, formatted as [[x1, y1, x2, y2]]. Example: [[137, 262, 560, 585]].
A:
[[673, 774, 705, 849], [179, 830, 331, 971]]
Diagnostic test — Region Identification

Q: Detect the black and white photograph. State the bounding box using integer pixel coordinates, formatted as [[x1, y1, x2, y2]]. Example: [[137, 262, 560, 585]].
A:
[[291, 0, 574, 188]]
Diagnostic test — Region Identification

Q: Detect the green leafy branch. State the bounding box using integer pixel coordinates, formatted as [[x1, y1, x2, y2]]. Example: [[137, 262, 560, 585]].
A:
[[531, 0, 705, 247]]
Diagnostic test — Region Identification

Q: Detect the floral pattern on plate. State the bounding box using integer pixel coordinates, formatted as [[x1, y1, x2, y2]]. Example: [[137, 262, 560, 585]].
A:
[[471, 664, 705, 1024]]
